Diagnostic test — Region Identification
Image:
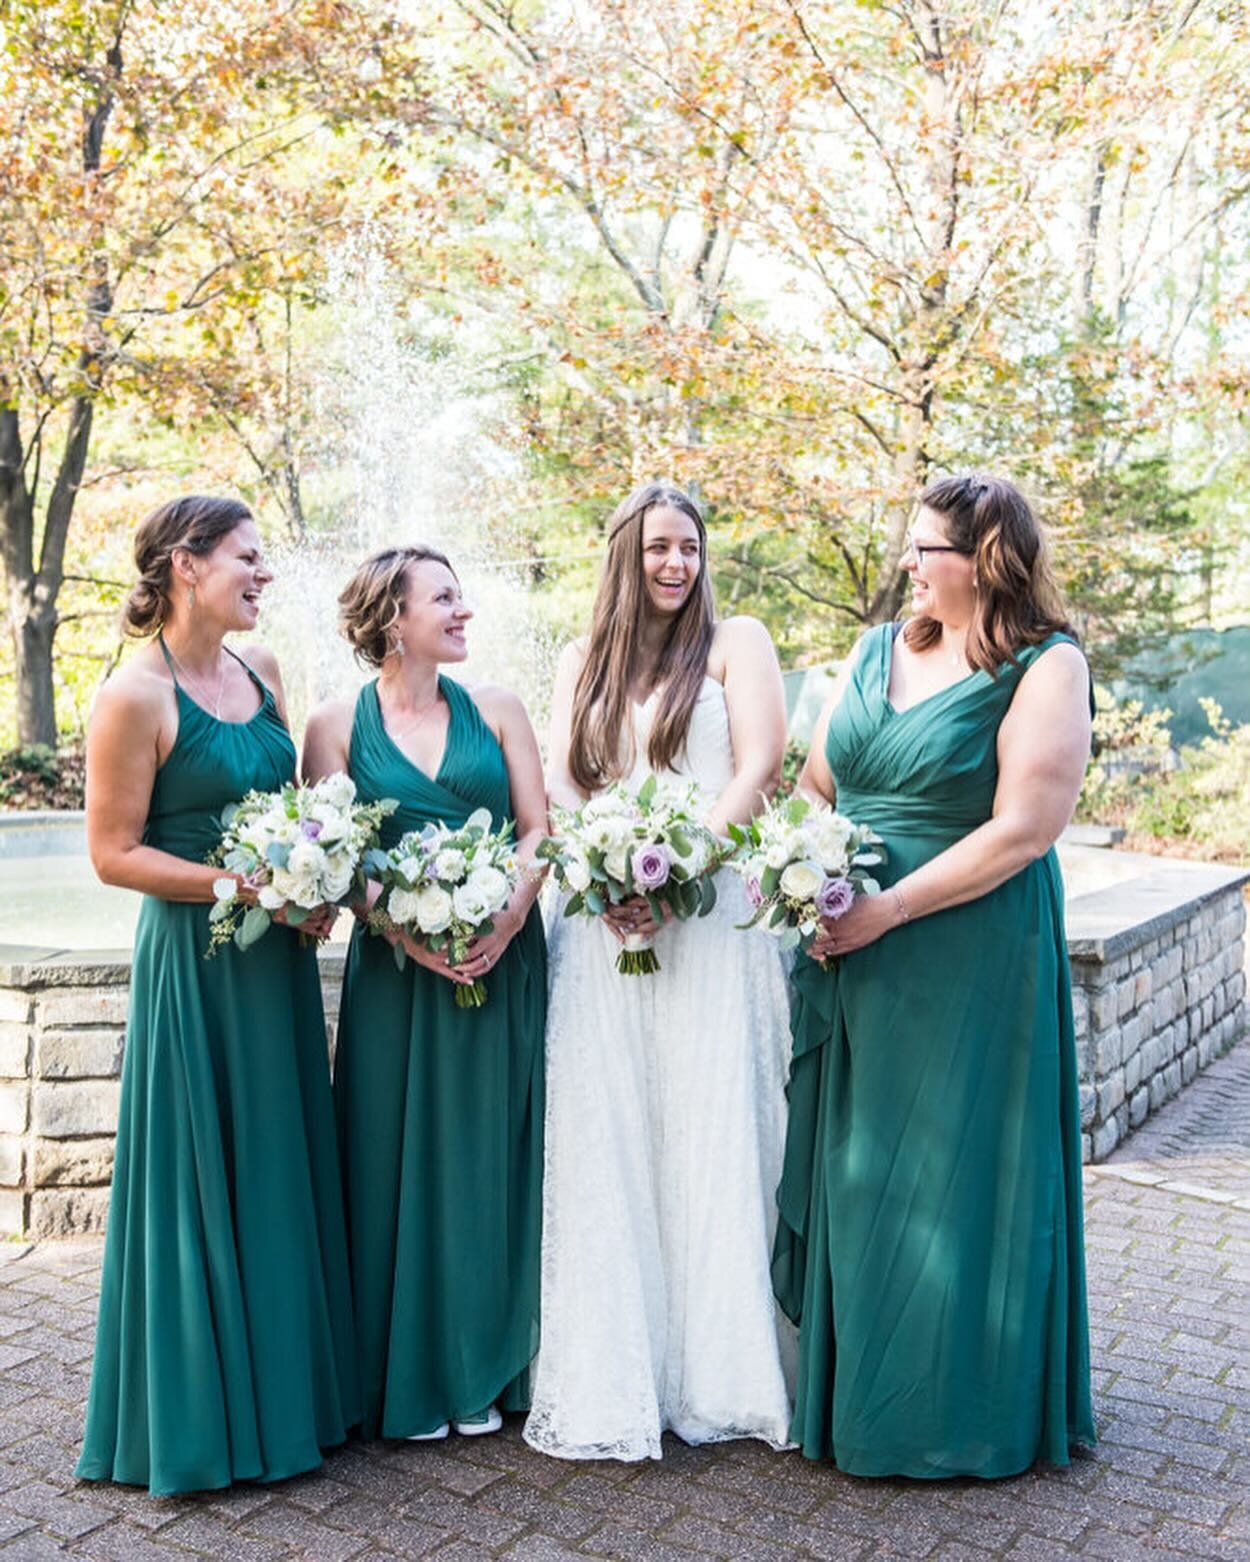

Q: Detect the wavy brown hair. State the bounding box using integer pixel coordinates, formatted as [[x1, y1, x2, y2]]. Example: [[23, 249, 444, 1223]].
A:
[[338, 544, 455, 669], [568, 482, 716, 792], [904, 474, 1075, 673], [121, 495, 253, 637]]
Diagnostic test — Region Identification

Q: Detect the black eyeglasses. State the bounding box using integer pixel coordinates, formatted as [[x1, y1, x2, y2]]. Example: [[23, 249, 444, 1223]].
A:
[[905, 530, 971, 565]]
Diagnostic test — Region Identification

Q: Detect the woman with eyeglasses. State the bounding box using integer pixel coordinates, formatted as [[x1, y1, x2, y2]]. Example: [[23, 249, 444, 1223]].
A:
[[773, 474, 1096, 1478]]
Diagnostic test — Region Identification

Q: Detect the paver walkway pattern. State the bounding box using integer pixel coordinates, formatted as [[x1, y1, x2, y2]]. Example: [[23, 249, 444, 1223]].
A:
[[0, 1045, 1247, 1562]]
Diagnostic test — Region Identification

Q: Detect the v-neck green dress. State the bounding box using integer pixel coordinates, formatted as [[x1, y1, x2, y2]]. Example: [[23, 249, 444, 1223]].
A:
[[77, 646, 360, 1496], [334, 676, 546, 1438], [773, 623, 1096, 1478]]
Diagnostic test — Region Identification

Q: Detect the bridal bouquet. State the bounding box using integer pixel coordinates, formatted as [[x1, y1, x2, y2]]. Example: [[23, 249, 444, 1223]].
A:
[[365, 808, 518, 1008], [728, 794, 885, 963], [208, 773, 396, 955], [539, 775, 721, 975]]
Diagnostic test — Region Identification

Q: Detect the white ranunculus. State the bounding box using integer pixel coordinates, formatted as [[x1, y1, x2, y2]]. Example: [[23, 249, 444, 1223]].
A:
[[763, 840, 792, 870], [387, 886, 423, 927], [681, 835, 711, 876], [287, 839, 327, 881], [270, 866, 321, 910], [779, 859, 825, 901], [564, 851, 592, 893], [415, 883, 454, 934], [604, 845, 629, 885], [434, 848, 467, 881], [452, 881, 491, 925], [467, 865, 509, 911], [318, 772, 357, 810], [583, 792, 633, 822]]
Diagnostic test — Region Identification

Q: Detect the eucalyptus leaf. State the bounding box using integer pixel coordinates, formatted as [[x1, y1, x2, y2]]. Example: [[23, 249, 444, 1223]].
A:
[[235, 906, 271, 951]]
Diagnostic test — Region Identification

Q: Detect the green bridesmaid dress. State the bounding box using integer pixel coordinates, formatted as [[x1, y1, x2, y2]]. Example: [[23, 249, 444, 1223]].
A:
[[77, 643, 360, 1496], [335, 676, 545, 1439], [774, 623, 1096, 1478]]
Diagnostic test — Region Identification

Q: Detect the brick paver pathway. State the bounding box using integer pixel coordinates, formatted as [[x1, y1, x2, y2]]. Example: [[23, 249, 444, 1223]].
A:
[[1, 1046, 1247, 1561]]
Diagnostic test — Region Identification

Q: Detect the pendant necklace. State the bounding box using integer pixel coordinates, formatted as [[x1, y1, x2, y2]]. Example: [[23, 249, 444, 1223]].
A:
[[166, 641, 227, 717]]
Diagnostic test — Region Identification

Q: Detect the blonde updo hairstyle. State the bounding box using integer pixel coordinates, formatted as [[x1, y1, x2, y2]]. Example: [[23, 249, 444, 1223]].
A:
[[122, 495, 254, 638], [338, 544, 456, 669]]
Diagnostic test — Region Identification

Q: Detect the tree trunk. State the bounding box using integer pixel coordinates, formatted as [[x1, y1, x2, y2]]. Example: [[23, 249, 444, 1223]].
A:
[[9, 587, 59, 748]]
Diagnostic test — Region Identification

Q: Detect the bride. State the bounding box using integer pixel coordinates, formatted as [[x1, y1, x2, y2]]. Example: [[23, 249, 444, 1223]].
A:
[[524, 480, 794, 1461]]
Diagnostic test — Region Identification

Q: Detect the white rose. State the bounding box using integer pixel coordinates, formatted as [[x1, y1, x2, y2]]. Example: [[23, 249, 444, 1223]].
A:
[[604, 845, 629, 885], [310, 803, 349, 845], [779, 859, 825, 901], [564, 851, 592, 894], [322, 852, 355, 904], [386, 886, 423, 927], [415, 883, 454, 934], [257, 884, 286, 911], [396, 855, 425, 884], [318, 772, 357, 810], [286, 839, 326, 881], [467, 865, 509, 911], [270, 866, 320, 910], [452, 881, 491, 925], [434, 848, 467, 881]]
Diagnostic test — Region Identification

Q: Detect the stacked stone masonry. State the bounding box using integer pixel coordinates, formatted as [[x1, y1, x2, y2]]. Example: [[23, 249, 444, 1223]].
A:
[[1071, 885, 1246, 1163], [0, 853, 1246, 1236]]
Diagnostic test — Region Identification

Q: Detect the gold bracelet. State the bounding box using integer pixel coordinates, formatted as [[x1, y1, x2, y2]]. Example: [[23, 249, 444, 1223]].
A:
[[893, 886, 910, 924]]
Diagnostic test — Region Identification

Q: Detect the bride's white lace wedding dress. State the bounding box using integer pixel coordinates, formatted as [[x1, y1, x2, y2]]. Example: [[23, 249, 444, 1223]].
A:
[[524, 675, 795, 1461]]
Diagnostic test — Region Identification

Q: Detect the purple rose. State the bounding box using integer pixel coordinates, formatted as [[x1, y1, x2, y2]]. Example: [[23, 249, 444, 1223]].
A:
[[745, 876, 764, 908], [633, 843, 671, 891], [300, 819, 324, 840], [816, 876, 855, 920]]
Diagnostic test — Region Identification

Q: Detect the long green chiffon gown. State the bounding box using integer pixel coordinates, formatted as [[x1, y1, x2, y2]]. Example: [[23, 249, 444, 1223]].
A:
[[773, 623, 1096, 1478], [335, 676, 545, 1439], [77, 645, 360, 1496]]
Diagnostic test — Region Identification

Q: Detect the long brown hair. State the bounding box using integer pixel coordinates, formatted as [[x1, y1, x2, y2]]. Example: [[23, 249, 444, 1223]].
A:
[[904, 474, 1075, 673], [568, 482, 716, 792]]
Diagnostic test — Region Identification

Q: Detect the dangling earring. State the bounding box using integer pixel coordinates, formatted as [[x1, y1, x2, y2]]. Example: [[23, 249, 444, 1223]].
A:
[[188, 584, 196, 612], [391, 637, 404, 660]]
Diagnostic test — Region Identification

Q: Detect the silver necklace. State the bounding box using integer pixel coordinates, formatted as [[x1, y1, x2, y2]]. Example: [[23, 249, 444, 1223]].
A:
[[384, 690, 443, 744], [166, 641, 228, 717]]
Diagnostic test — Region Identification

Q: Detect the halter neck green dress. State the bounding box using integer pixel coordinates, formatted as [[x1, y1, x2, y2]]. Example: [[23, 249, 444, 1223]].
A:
[[773, 624, 1095, 1478], [335, 676, 545, 1439], [77, 643, 359, 1496]]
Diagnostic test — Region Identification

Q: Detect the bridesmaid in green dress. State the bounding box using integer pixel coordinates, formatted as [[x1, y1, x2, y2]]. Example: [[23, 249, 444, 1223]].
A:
[[775, 475, 1097, 1478], [303, 545, 547, 1442], [77, 496, 359, 1495]]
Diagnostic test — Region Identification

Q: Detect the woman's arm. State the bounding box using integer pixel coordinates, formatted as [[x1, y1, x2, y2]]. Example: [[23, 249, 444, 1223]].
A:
[[86, 674, 225, 902], [546, 639, 590, 813], [704, 617, 787, 837], [811, 642, 1092, 957], [300, 700, 353, 785]]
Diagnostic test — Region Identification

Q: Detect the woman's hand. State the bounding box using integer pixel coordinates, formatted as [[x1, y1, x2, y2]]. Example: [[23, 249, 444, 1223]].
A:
[[451, 906, 525, 982], [274, 902, 338, 942], [602, 894, 669, 943], [807, 891, 903, 961]]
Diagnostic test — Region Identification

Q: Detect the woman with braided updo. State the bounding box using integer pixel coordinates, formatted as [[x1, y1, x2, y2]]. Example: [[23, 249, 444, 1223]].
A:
[[77, 495, 359, 1495]]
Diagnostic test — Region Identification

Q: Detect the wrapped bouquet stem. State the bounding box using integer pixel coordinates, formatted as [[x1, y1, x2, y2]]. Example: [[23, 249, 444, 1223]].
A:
[[539, 774, 721, 976]]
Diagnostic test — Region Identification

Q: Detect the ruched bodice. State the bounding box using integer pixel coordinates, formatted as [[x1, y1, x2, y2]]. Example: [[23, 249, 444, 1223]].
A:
[[828, 624, 1074, 848], [349, 676, 512, 844], [144, 649, 295, 862], [621, 675, 734, 804]]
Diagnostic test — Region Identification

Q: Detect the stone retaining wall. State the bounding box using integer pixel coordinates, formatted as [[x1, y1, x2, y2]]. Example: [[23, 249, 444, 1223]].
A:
[[1064, 855, 1247, 1162], [0, 849, 1246, 1237]]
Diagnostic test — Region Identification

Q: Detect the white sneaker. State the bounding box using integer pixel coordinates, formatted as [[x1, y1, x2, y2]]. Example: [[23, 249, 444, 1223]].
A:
[[406, 1422, 450, 1441], [453, 1405, 502, 1436]]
